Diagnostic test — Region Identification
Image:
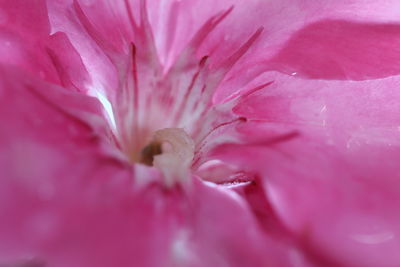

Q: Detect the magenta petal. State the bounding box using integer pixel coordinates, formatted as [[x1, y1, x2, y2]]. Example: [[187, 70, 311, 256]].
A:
[[47, 32, 91, 92], [0, 32, 60, 85], [0, 65, 127, 263], [215, 129, 400, 266], [215, 73, 400, 266], [0, 0, 92, 89], [0, 66, 291, 267], [0, 0, 50, 39], [5, 1, 400, 266], [0, 0, 57, 83], [268, 20, 400, 80]]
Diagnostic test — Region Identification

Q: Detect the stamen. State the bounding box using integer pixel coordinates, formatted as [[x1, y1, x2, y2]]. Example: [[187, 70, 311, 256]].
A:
[[150, 128, 195, 187], [173, 55, 209, 125], [191, 116, 247, 168], [139, 141, 162, 166], [196, 116, 247, 150]]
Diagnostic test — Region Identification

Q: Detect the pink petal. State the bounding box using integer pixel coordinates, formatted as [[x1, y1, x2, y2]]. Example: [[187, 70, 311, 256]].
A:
[[232, 181, 317, 267], [268, 20, 400, 80], [148, 0, 400, 71], [214, 72, 400, 266], [48, 0, 400, 105], [0, 0, 57, 82], [0, 66, 289, 267], [47, 0, 119, 98], [203, 0, 400, 100], [0, 0, 50, 39], [0, 0, 90, 90], [47, 32, 91, 92]]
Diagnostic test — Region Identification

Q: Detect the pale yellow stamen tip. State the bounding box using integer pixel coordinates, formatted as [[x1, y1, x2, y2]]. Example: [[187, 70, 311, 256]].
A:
[[151, 128, 194, 187]]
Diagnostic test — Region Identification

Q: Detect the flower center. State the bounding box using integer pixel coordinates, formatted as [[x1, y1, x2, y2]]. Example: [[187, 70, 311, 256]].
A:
[[139, 141, 162, 166], [138, 128, 195, 187]]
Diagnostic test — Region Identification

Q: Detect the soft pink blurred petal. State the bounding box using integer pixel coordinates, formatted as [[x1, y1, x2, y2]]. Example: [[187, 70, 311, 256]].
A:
[[47, 1, 400, 103], [47, 0, 119, 97], [213, 72, 400, 266], [0, 0, 90, 90], [268, 20, 400, 80], [4, 1, 400, 266], [0, 66, 290, 267], [47, 32, 91, 92], [0, 0, 50, 39], [0, 0, 57, 84]]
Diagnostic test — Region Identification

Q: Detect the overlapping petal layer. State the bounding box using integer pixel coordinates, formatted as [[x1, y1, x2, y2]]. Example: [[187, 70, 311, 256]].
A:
[[47, 0, 400, 102], [0, 0, 90, 90], [214, 72, 400, 266], [1, 0, 400, 266], [0, 66, 290, 267]]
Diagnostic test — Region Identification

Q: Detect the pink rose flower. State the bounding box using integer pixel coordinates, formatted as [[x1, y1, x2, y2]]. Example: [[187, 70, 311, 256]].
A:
[[1, 0, 400, 266]]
